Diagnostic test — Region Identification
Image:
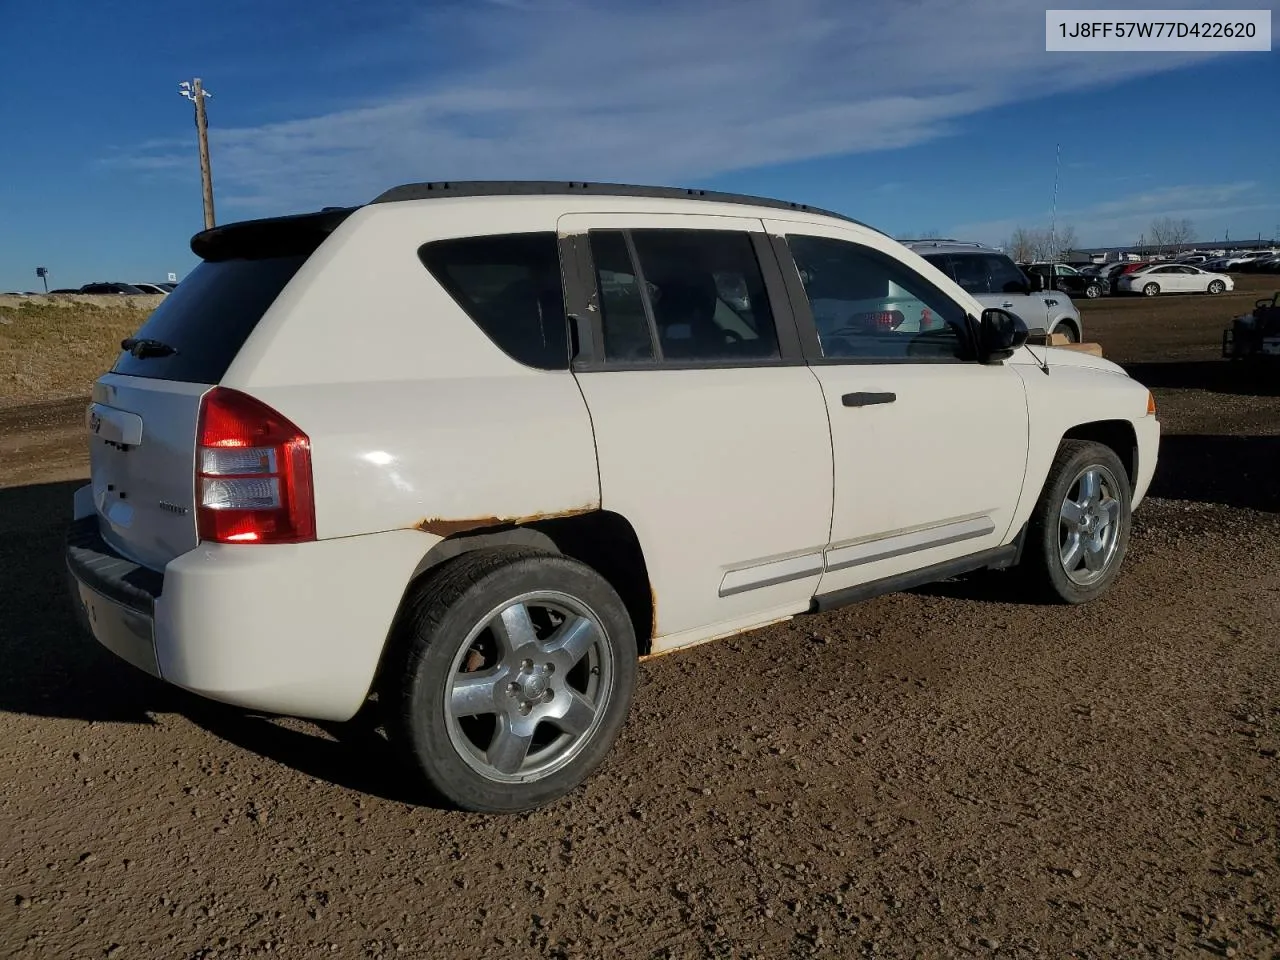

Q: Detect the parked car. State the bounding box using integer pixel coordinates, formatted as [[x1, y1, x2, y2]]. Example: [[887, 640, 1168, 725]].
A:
[[904, 240, 1084, 341], [1237, 255, 1280, 274], [1217, 252, 1277, 271], [1116, 263, 1233, 296], [1086, 262, 1140, 295], [80, 282, 147, 295], [1021, 262, 1108, 300], [66, 181, 1160, 813]]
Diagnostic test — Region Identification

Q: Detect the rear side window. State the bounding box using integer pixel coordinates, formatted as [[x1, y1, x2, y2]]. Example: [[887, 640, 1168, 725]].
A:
[[109, 255, 308, 383], [418, 232, 569, 370], [920, 254, 955, 281], [948, 253, 1028, 295]]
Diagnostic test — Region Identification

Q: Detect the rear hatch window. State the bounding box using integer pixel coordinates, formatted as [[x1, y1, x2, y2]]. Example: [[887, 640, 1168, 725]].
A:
[[110, 256, 308, 383], [110, 207, 355, 384]]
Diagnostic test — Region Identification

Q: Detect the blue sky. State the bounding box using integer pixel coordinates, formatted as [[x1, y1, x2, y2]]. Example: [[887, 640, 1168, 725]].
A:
[[1, 0, 1276, 291]]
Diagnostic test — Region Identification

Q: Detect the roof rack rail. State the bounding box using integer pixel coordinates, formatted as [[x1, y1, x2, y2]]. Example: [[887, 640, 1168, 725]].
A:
[[904, 238, 987, 247], [369, 179, 879, 231]]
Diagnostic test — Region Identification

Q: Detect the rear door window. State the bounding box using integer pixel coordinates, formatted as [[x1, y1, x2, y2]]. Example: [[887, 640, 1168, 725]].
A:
[[419, 232, 569, 370], [109, 255, 310, 383], [602, 228, 781, 363]]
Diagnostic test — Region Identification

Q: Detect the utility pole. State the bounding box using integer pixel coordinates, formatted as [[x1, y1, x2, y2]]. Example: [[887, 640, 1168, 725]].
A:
[[179, 78, 215, 229]]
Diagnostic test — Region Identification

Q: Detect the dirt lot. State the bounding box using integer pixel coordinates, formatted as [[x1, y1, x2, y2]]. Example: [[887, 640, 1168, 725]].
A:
[[2, 278, 1278, 960]]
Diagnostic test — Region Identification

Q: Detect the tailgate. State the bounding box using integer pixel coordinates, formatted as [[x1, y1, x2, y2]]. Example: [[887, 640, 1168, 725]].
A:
[[89, 375, 209, 571], [84, 224, 345, 569]]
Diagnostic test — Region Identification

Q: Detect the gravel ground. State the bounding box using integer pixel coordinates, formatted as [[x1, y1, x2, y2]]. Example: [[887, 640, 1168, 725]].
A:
[[2, 284, 1278, 959]]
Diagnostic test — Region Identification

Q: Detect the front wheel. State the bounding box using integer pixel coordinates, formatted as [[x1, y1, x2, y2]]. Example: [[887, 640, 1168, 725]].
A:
[[1207, 279, 1226, 294], [1020, 440, 1132, 604], [1142, 282, 1160, 297], [384, 548, 638, 813]]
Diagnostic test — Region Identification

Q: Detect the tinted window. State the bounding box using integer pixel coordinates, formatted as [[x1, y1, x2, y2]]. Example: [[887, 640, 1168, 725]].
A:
[[788, 235, 969, 361], [420, 232, 568, 370], [948, 253, 1029, 295], [920, 254, 955, 280], [589, 231, 654, 362], [597, 229, 780, 363], [109, 255, 309, 383]]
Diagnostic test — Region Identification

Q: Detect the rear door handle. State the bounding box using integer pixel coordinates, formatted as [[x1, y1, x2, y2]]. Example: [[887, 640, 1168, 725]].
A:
[[842, 391, 896, 407]]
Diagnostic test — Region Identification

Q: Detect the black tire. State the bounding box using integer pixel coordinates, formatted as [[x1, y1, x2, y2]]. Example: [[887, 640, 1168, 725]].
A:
[[383, 547, 637, 813], [1055, 322, 1080, 343], [1207, 280, 1225, 294], [1142, 282, 1160, 297], [1085, 284, 1101, 299], [1020, 440, 1132, 605]]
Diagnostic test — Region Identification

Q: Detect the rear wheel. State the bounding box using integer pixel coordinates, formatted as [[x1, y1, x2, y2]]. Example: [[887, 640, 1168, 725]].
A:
[[1142, 282, 1160, 297], [1020, 440, 1132, 604], [1085, 284, 1102, 299], [384, 548, 637, 812], [1055, 322, 1080, 343], [1207, 279, 1226, 294]]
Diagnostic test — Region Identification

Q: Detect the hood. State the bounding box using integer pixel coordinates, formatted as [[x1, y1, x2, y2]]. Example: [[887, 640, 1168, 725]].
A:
[[1013, 344, 1129, 377]]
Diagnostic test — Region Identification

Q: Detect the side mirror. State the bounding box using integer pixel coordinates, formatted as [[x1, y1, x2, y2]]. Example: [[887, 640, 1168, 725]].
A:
[[978, 308, 1029, 363], [1026, 271, 1046, 292]]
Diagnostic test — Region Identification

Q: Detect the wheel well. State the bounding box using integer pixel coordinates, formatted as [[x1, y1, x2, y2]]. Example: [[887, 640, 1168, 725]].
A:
[[402, 511, 654, 656], [1062, 420, 1138, 488], [1053, 317, 1081, 341]]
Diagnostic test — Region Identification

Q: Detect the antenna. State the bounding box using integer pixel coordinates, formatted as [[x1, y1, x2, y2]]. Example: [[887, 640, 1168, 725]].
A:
[[1049, 143, 1061, 259]]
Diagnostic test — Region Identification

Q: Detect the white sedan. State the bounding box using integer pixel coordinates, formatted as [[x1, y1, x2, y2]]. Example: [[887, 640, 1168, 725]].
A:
[[1117, 264, 1234, 296]]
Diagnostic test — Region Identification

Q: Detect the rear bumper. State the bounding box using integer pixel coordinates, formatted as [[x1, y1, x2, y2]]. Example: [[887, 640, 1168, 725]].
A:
[[66, 486, 433, 722], [66, 516, 162, 677]]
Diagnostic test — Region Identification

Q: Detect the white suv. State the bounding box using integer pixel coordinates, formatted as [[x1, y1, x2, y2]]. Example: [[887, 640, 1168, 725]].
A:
[[67, 181, 1160, 813], [904, 240, 1085, 343]]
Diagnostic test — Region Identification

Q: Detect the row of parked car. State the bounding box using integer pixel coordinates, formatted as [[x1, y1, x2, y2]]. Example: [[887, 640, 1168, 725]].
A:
[[1020, 258, 1245, 298], [46, 281, 178, 295], [1199, 251, 1280, 274]]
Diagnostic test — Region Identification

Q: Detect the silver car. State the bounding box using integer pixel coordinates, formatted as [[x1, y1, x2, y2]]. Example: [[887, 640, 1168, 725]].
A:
[[904, 240, 1084, 343]]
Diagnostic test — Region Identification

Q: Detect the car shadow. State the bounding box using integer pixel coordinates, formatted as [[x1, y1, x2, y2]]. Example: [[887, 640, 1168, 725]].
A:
[[913, 430, 1280, 605], [0, 479, 433, 806], [1144, 434, 1280, 513], [0, 480, 178, 725], [1122, 360, 1280, 397]]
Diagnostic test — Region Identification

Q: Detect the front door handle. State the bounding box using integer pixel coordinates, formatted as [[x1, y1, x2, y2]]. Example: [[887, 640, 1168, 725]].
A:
[[1001, 301, 1014, 307], [842, 391, 896, 407]]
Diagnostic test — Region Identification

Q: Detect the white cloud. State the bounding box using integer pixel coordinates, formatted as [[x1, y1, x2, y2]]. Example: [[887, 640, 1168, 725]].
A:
[[111, 0, 1238, 213], [951, 181, 1276, 246]]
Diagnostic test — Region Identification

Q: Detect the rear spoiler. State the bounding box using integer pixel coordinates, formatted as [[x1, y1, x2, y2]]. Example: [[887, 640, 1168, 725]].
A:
[[190, 207, 358, 262]]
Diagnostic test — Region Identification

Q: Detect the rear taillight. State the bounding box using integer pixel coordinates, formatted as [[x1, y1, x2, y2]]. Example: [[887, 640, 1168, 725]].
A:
[[195, 387, 316, 544], [852, 310, 905, 331]]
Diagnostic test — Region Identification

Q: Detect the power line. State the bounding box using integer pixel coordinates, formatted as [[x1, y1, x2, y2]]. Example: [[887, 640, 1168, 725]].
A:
[[179, 79, 216, 230]]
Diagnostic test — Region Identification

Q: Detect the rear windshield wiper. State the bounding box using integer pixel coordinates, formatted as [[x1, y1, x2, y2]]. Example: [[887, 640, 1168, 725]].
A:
[[120, 337, 178, 359]]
